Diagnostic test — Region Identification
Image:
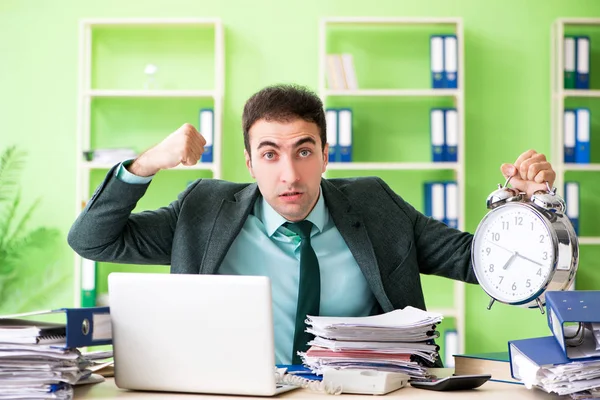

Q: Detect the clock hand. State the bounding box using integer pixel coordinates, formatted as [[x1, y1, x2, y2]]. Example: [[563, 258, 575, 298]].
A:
[[502, 252, 518, 270], [515, 252, 543, 267], [485, 240, 515, 255]]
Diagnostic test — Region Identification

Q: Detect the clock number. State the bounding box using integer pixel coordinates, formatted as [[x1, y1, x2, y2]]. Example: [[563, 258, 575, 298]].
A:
[[542, 252, 548, 260], [498, 276, 504, 284], [539, 235, 544, 243], [531, 222, 534, 231], [502, 221, 510, 230], [486, 248, 491, 255], [526, 279, 531, 288], [491, 232, 500, 241], [536, 268, 542, 276], [489, 264, 495, 273], [515, 216, 523, 226], [512, 282, 517, 291]]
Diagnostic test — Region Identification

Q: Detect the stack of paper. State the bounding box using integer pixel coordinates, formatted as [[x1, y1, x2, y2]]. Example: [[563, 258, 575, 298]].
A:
[[0, 344, 85, 399], [301, 307, 442, 378], [0, 308, 112, 399]]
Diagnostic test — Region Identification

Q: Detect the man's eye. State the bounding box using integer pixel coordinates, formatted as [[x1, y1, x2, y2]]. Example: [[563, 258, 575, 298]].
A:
[[299, 150, 311, 157], [263, 152, 275, 160]]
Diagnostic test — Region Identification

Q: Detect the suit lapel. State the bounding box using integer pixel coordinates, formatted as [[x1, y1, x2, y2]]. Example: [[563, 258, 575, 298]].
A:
[[321, 180, 393, 311], [200, 184, 260, 274]]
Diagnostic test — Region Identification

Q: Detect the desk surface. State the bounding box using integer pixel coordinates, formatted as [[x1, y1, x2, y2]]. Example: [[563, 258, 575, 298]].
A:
[[74, 378, 562, 399]]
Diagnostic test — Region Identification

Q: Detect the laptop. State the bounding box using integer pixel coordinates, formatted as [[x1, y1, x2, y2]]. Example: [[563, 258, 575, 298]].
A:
[[107, 272, 298, 396]]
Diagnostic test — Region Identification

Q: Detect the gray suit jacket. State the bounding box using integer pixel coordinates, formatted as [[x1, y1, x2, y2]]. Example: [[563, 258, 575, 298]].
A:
[[68, 167, 478, 313]]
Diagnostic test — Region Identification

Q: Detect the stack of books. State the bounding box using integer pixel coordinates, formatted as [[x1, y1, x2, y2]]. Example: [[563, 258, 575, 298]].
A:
[[0, 307, 112, 400], [300, 307, 442, 379]]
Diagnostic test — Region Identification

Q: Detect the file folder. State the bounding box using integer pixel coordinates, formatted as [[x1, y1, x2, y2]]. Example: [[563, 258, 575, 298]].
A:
[[576, 36, 590, 90], [81, 257, 97, 308], [575, 108, 590, 164], [564, 182, 580, 235], [0, 307, 112, 348], [546, 291, 600, 361], [445, 108, 458, 162], [509, 336, 576, 381], [564, 36, 576, 89], [424, 182, 445, 223], [430, 109, 445, 162], [444, 181, 458, 229], [199, 108, 214, 163], [325, 109, 338, 162], [443, 35, 458, 89], [338, 108, 352, 162], [564, 109, 576, 163], [430, 35, 444, 88]]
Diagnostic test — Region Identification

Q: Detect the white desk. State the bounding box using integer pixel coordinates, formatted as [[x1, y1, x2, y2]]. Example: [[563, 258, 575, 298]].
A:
[[75, 378, 562, 399]]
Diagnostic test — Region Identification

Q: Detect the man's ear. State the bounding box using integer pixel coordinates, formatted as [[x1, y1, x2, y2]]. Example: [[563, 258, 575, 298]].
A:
[[244, 150, 255, 179], [322, 143, 329, 173]]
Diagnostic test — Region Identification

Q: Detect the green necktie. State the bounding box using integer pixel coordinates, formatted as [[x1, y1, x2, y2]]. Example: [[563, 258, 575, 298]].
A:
[[285, 220, 320, 365]]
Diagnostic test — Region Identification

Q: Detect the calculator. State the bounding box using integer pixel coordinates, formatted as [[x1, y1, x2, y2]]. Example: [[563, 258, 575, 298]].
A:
[[409, 374, 491, 391]]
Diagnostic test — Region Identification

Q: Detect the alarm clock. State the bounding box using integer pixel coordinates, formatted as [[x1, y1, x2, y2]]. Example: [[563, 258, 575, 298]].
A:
[[471, 177, 579, 313]]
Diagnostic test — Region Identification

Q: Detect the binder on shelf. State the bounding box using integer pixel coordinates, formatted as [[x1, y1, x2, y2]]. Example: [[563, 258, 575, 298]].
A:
[[443, 35, 458, 89], [340, 54, 358, 90], [546, 291, 600, 360], [444, 181, 458, 229], [445, 108, 458, 162], [325, 109, 338, 162], [443, 329, 458, 368], [430, 109, 445, 162], [576, 36, 590, 90], [424, 182, 445, 223], [430, 35, 444, 89], [564, 109, 576, 163], [564, 36, 576, 89], [564, 182, 580, 235], [338, 108, 352, 162], [199, 108, 214, 163], [81, 257, 97, 308], [0, 306, 112, 348], [575, 108, 590, 164]]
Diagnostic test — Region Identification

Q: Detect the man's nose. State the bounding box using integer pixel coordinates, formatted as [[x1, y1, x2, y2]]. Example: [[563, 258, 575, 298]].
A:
[[280, 157, 300, 183]]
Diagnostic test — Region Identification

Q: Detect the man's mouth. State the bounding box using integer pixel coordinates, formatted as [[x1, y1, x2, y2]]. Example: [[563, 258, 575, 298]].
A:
[[280, 191, 302, 197]]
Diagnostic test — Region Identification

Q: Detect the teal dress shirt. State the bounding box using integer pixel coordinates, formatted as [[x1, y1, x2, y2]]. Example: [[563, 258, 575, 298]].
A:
[[116, 163, 377, 364]]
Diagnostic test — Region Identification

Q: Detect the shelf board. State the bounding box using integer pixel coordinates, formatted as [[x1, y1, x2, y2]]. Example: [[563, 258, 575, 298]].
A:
[[579, 237, 600, 245], [327, 162, 459, 171], [562, 90, 600, 98], [86, 90, 217, 98], [557, 18, 600, 26], [324, 89, 460, 98], [323, 17, 461, 25], [563, 164, 600, 171], [82, 18, 221, 27], [81, 162, 215, 171]]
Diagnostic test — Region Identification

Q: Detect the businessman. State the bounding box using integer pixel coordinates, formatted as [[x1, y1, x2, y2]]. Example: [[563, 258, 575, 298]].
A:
[[68, 84, 556, 365]]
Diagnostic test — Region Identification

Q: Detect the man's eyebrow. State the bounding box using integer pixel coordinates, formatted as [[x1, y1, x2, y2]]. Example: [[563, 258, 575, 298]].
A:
[[294, 137, 317, 147], [256, 140, 280, 150], [256, 137, 317, 151]]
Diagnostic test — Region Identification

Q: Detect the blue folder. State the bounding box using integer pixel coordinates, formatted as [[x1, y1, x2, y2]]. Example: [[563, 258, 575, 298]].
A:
[[546, 291, 600, 360], [0, 306, 112, 348]]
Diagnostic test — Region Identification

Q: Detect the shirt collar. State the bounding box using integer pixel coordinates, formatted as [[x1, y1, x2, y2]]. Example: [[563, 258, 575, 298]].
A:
[[260, 189, 327, 237]]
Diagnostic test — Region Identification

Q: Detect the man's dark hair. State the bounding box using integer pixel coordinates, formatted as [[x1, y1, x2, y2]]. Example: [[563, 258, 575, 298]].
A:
[[242, 84, 327, 156]]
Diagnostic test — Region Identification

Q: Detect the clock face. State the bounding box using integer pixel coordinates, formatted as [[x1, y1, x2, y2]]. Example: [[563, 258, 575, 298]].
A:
[[472, 203, 555, 304]]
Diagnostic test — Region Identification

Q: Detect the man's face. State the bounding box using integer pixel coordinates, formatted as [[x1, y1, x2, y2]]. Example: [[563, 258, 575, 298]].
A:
[[245, 118, 328, 222]]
